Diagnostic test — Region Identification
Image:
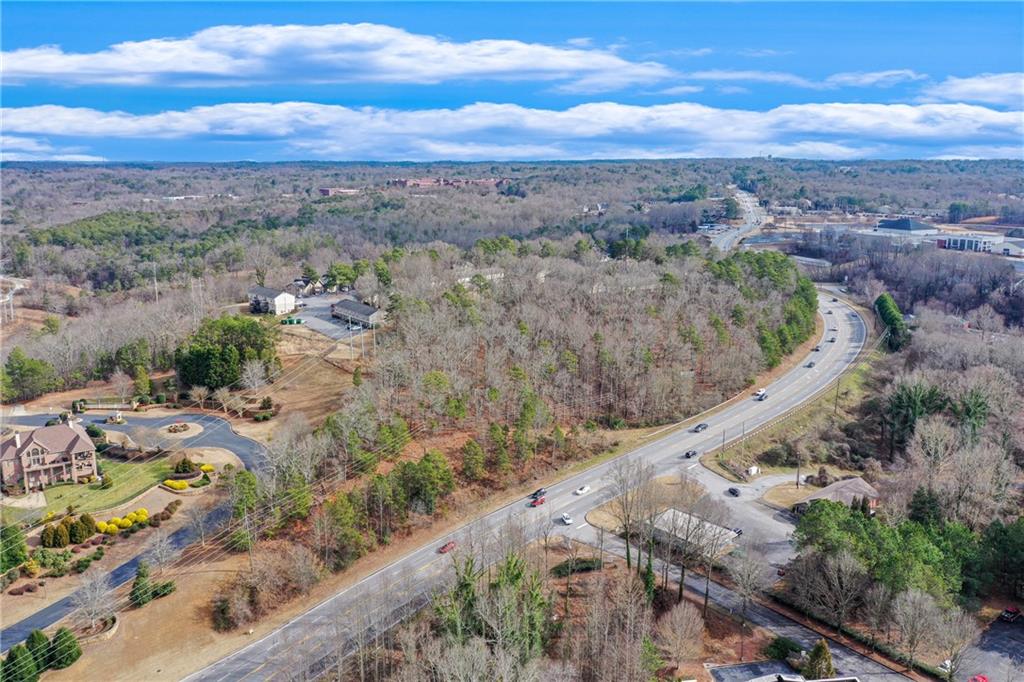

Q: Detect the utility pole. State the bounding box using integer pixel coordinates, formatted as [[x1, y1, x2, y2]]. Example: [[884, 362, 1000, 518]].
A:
[[834, 378, 841, 415]]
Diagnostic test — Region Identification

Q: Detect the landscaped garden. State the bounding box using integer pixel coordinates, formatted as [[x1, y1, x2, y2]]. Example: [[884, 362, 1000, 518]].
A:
[[40, 455, 170, 517]]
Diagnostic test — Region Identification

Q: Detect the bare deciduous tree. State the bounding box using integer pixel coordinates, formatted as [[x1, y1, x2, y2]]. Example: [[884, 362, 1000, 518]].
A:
[[213, 386, 232, 415], [148, 528, 178, 573], [189, 385, 210, 410], [861, 582, 894, 649], [110, 369, 133, 404], [186, 505, 208, 546], [72, 571, 114, 629], [240, 359, 267, 391], [727, 547, 770, 661], [605, 459, 655, 570], [655, 599, 704, 669], [935, 606, 981, 682], [892, 589, 939, 668]]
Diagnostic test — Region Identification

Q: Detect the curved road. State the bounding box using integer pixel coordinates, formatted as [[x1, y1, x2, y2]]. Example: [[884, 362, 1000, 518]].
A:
[[189, 293, 869, 681], [0, 413, 265, 652]]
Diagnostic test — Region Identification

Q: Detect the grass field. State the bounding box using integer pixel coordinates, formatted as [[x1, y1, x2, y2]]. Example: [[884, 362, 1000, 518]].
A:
[[39, 455, 171, 517]]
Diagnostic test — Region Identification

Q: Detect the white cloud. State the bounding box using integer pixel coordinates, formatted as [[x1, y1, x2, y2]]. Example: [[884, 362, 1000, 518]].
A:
[[0, 134, 107, 161], [658, 85, 704, 95], [737, 48, 790, 58], [679, 70, 819, 89], [824, 70, 927, 88], [922, 73, 1024, 107], [0, 22, 672, 93], [2, 100, 1019, 161]]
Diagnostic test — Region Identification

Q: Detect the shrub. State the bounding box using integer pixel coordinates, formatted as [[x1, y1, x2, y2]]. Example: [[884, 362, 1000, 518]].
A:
[[79, 513, 97, 535], [24, 582, 37, 593], [68, 520, 90, 544], [104, 525, 119, 536], [190, 474, 212, 488], [49, 628, 82, 669], [763, 636, 803, 660], [153, 580, 176, 598], [95, 522, 108, 534], [25, 629, 50, 671], [54, 524, 70, 548], [163, 479, 188, 491], [130, 561, 153, 607], [550, 557, 603, 577], [200, 464, 215, 473], [174, 456, 197, 474], [148, 516, 162, 528], [1, 643, 38, 682], [74, 558, 92, 573], [137, 395, 151, 405], [260, 396, 273, 410], [100, 474, 113, 489], [155, 393, 166, 404], [85, 423, 105, 439], [8, 586, 25, 596]]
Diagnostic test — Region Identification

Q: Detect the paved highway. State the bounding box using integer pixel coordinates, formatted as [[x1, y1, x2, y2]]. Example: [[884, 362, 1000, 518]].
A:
[[189, 294, 867, 681], [711, 188, 766, 252]]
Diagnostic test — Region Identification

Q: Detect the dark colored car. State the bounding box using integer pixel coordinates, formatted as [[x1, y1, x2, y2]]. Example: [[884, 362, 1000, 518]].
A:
[[826, 310, 833, 315], [831, 297, 838, 302], [692, 423, 709, 433], [806, 361, 816, 368], [757, 393, 768, 401], [813, 346, 821, 352], [727, 487, 740, 497], [828, 337, 837, 343], [1000, 606, 1021, 622], [529, 488, 547, 500], [530, 496, 546, 507], [683, 450, 698, 459], [439, 541, 457, 554], [733, 527, 743, 536]]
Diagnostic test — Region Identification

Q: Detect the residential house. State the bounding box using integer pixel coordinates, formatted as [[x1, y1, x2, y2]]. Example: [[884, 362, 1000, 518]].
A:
[[791, 477, 880, 515], [0, 423, 97, 491], [286, 276, 325, 298], [331, 299, 386, 328], [248, 286, 296, 315]]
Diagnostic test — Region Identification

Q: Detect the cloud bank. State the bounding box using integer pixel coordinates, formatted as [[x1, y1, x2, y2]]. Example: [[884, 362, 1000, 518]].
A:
[[3, 100, 1020, 161]]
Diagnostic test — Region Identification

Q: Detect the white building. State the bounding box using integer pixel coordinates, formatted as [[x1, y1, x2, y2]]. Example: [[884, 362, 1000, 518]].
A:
[[248, 286, 295, 316], [937, 233, 1004, 253]]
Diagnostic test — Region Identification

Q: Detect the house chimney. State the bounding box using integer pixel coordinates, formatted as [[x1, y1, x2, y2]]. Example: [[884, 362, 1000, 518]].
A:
[[14, 432, 21, 447]]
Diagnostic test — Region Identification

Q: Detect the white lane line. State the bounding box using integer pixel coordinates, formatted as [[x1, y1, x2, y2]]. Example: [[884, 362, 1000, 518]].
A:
[[687, 463, 699, 469], [575, 523, 588, 529]]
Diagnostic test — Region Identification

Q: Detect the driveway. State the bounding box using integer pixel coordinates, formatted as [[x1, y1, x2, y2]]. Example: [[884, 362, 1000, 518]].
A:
[[960, 619, 1024, 682], [292, 293, 361, 341]]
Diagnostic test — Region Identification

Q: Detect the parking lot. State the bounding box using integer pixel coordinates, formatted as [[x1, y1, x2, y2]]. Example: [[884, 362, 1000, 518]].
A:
[[961, 618, 1024, 681], [292, 294, 361, 341]]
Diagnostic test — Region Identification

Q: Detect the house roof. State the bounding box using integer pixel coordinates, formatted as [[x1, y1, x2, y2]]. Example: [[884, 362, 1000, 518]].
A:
[[798, 477, 879, 506], [0, 422, 95, 462], [877, 217, 933, 232], [331, 299, 379, 317], [248, 285, 288, 298]]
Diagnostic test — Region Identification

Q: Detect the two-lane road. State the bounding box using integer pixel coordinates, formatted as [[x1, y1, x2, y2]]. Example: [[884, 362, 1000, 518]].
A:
[[189, 295, 866, 681]]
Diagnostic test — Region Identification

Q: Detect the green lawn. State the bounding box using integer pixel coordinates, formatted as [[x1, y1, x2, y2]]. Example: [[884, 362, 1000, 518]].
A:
[[39, 455, 171, 517]]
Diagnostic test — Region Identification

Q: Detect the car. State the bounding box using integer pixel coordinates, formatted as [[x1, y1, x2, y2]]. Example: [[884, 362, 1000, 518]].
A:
[[813, 345, 821, 352], [757, 392, 768, 401], [296, 302, 308, 308], [683, 450, 698, 459], [826, 310, 833, 315], [530, 496, 546, 507], [529, 488, 547, 500], [692, 423, 709, 433], [439, 541, 457, 554], [939, 661, 952, 673], [828, 337, 837, 343], [831, 297, 838, 303], [727, 487, 740, 497], [733, 527, 743, 536], [574, 485, 591, 495], [754, 388, 766, 398], [1000, 606, 1021, 622], [806, 361, 816, 368], [347, 324, 362, 331], [561, 513, 573, 525]]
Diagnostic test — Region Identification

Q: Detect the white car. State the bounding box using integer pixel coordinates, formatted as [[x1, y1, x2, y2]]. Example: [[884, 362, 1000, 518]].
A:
[[574, 485, 591, 495], [754, 388, 766, 398], [561, 513, 573, 525]]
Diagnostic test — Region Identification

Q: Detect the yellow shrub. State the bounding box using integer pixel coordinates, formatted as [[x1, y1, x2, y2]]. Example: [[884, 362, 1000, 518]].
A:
[[105, 525, 119, 535], [126, 512, 138, 524], [108, 517, 121, 526], [163, 479, 188, 491], [95, 522, 107, 533], [200, 464, 215, 473], [117, 518, 132, 529], [136, 508, 148, 517]]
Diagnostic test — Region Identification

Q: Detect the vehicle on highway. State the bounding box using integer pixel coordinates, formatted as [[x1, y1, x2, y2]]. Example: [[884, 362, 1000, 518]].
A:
[[733, 527, 743, 536], [438, 541, 457, 554], [806, 361, 816, 368], [757, 392, 768, 401], [683, 449, 698, 459], [529, 488, 547, 500], [727, 487, 740, 497], [1000, 606, 1021, 622], [530, 496, 546, 507], [829, 337, 837, 343], [826, 310, 833, 315], [813, 345, 820, 351], [574, 485, 591, 495], [692, 423, 709, 433], [831, 297, 838, 302], [561, 513, 573, 525], [754, 388, 766, 398]]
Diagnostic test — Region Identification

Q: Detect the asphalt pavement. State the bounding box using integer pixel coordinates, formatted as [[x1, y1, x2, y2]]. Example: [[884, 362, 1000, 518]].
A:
[[711, 189, 766, 252], [187, 295, 867, 681]]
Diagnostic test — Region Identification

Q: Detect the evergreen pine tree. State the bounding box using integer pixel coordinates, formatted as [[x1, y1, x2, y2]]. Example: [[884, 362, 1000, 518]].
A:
[[80, 513, 98, 535], [860, 495, 871, 515], [2, 644, 39, 682], [0, 524, 29, 571], [804, 638, 836, 678], [642, 550, 656, 603], [24, 629, 50, 672], [49, 628, 82, 669], [68, 520, 89, 545], [130, 560, 153, 607], [39, 525, 55, 549], [54, 524, 70, 548]]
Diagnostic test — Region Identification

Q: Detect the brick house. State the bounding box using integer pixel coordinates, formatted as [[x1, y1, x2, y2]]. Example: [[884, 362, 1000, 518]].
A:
[[0, 423, 98, 492]]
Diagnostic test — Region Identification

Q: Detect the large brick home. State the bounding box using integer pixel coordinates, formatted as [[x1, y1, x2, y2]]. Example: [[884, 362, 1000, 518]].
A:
[[0, 423, 97, 492]]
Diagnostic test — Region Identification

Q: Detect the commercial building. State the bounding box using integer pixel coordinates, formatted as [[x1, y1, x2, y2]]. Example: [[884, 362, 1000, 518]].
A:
[[331, 299, 386, 328]]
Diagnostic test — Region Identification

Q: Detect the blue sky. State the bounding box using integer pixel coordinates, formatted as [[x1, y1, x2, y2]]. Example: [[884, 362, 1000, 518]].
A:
[[2, 2, 1022, 161]]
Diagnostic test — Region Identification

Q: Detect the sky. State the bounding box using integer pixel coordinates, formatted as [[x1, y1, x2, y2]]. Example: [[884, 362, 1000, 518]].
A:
[[1, 1, 1022, 162]]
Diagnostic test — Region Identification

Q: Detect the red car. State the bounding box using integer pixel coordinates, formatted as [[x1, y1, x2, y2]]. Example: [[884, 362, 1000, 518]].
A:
[[1000, 606, 1021, 622], [530, 496, 546, 507], [438, 541, 457, 554]]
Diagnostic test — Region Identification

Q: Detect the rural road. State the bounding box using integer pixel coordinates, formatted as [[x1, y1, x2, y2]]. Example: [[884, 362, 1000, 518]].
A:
[[188, 294, 870, 681]]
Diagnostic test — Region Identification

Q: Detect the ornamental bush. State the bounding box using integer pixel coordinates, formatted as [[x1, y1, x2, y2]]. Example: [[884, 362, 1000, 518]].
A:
[[130, 561, 153, 607], [49, 628, 82, 669], [163, 479, 188, 491], [117, 518, 132, 529], [1, 644, 38, 682], [200, 464, 215, 473], [25, 629, 49, 671]]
